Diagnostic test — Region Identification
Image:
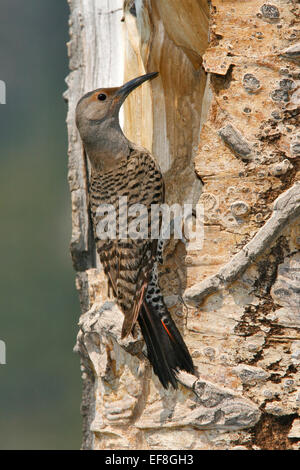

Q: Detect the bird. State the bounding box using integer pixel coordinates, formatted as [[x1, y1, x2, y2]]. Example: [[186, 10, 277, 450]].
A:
[[75, 72, 194, 388]]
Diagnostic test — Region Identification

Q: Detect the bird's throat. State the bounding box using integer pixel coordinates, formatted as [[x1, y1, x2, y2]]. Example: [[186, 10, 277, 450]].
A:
[[84, 118, 130, 172]]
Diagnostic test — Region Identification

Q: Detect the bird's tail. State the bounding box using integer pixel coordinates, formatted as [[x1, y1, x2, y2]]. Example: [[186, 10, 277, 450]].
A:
[[138, 300, 195, 389]]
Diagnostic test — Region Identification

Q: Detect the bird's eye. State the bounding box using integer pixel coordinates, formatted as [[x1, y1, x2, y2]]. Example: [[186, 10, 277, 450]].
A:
[[97, 93, 107, 101]]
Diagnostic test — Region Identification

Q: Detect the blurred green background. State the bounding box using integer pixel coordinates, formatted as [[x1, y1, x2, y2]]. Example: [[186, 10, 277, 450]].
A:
[[0, 1, 82, 449]]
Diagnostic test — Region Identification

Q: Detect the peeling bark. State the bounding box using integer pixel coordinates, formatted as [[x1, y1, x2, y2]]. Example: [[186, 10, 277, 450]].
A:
[[66, 0, 300, 450], [184, 182, 300, 307]]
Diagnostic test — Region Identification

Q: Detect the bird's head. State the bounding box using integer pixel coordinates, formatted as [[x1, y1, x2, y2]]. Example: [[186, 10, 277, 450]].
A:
[[75, 72, 158, 170], [75, 72, 158, 132]]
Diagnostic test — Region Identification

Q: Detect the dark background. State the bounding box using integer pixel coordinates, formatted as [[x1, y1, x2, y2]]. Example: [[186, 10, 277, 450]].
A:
[[0, 1, 82, 449]]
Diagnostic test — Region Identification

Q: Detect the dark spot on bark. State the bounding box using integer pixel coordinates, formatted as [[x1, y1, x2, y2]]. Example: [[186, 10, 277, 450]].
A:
[[211, 64, 234, 94], [243, 73, 260, 93], [129, 4, 136, 16], [270, 89, 289, 102], [251, 414, 297, 450], [279, 79, 295, 91], [260, 4, 280, 20]]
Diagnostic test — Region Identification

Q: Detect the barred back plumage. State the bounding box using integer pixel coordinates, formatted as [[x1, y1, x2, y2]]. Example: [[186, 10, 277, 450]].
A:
[[90, 148, 163, 338]]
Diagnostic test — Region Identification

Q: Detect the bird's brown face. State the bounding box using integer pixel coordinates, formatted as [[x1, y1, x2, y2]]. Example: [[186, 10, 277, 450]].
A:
[[75, 72, 158, 128], [75, 87, 119, 125]]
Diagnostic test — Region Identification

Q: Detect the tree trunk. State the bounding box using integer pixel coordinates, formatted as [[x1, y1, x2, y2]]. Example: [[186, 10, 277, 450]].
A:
[[65, 0, 300, 450]]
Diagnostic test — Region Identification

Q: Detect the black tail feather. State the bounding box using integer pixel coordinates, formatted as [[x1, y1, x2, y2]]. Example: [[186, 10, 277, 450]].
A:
[[138, 301, 194, 389]]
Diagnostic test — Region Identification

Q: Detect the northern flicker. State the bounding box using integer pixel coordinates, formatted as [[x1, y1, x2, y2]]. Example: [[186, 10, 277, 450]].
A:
[[75, 72, 194, 388]]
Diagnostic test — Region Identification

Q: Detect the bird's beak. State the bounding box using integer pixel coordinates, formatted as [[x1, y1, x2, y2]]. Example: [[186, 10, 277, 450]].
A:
[[116, 72, 158, 102]]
